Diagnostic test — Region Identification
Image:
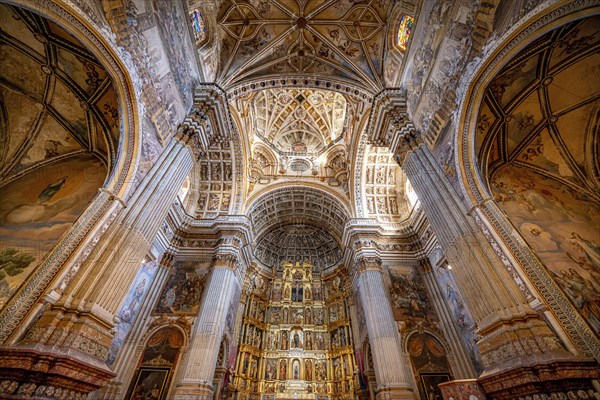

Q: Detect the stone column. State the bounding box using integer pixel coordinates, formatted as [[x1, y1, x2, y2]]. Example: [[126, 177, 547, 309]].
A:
[[394, 131, 598, 397], [353, 254, 414, 400], [95, 252, 176, 400], [173, 251, 242, 400], [0, 109, 215, 399], [417, 258, 477, 379]]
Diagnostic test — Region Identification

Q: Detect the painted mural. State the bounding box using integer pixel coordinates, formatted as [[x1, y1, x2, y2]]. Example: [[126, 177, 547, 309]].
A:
[[107, 259, 160, 366], [154, 260, 209, 315], [407, 332, 451, 400], [0, 154, 106, 310], [433, 264, 483, 373], [126, 327, 184, 400], [388, 266, 434, 322], [491, 166, 600, 335]]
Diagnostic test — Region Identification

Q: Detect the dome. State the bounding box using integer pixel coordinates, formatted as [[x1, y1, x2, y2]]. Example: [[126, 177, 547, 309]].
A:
[[254, 224, 342, 270]]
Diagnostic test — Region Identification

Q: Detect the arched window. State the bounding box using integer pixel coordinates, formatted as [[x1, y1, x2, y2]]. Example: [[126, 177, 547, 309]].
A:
[[190, 9, 207, 45], [395, 15, 414, 51]]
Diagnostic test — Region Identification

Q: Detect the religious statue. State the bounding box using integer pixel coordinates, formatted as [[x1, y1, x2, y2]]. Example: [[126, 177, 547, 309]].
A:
[[279, 360, 287, 380], [292, 360, 300, 379], [292, 331, 303, 348], [305, 360, 313, 380]]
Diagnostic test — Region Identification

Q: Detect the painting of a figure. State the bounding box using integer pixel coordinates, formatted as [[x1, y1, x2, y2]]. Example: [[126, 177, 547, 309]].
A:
[[491, 167, 600, 335], [154, 261, 208, 315], [108, 259, 159, 365], [420, 373, 451, 400], [291, 329, 303, 348], [0, 154, 106, 310], [433, 264, 482, 373], [388, 267, 432, 321], [126, 368, 169, 400]]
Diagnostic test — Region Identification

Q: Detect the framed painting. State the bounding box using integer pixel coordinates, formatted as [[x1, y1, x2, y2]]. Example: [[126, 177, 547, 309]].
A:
[[420, 373, 451, 400], [126, 367, 171, 400]]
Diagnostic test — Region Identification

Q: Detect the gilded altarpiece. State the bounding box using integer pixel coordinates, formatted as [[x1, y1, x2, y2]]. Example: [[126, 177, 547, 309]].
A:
[[233, 262, 358, 400]]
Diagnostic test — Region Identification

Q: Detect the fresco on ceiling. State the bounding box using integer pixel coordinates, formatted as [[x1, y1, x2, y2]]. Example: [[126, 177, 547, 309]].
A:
[[433, 263, 483, 373], [0, 154, 106, 310], [107, 258, 160, 366], [154, 260, 209, 315], [491, 166, 600, 335], [387, 266, 435, 323]]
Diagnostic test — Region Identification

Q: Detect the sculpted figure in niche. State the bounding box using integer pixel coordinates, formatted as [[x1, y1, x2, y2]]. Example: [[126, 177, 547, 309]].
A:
[[305, 307, 312, 324], [281, 331, 288, 350], [305, 332, 313, 350], [293, 359, 300, 379], [291, 330, 303, 348], [279, 359, 287, 380], [267, 332, 277, 351], [305, 359, 313, 380]]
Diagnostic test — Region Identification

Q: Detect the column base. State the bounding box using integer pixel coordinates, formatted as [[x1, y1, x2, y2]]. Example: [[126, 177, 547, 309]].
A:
[[376, 384, 415, 400], [0, 347, 115, 399], [172, 382, 214, 400], [478, 357, 600, 400]]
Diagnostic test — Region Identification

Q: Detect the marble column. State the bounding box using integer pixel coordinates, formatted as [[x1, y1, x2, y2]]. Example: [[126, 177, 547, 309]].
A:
[[353, 255, 414, 400], [173, 252, 242, 400], [0, 110, 213, 399]]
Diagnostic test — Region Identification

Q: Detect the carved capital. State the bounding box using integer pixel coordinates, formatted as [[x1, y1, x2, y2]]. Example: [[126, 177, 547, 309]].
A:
[[355, 256, 383, 275], [160, 252, 176, 269], [393, 129, 423, 167], [176, 109, 212, 160], [213, 252, 238, 271]]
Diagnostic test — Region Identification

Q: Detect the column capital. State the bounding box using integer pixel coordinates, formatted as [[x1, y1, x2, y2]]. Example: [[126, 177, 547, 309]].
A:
[[393, 129, 424, 167], [354, 255, 383, 275], [212, 252, 238, 270], [175, 109, 212, 160]]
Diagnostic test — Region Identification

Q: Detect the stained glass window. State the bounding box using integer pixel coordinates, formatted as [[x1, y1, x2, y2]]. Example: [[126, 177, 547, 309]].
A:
[[190, 9, 207, 45], [395, 15, 414, 51]]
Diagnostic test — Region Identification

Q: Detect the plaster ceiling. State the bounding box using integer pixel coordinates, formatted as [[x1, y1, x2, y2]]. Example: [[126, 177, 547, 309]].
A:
[[477, 15, 600, 200], [215, 0, 389, 92], [251, 88, 347, 156], [0, 4, 119, 184]]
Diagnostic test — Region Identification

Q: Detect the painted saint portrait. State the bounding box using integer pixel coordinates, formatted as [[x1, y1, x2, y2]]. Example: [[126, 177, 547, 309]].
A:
[[0, 154, 106, 310]]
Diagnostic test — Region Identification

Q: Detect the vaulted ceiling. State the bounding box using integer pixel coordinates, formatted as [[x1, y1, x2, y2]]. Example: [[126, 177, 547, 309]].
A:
[[248, 186, 349, 271], [215, 0, 391, 92], [251, 88, 347, 156], [0, 3, 119, 185], [478, 15, 600, 201]]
